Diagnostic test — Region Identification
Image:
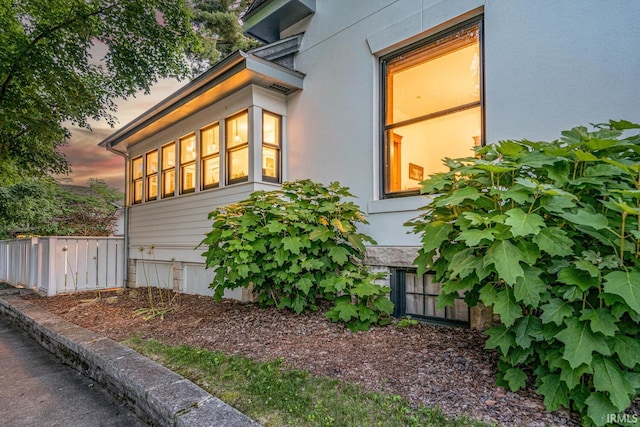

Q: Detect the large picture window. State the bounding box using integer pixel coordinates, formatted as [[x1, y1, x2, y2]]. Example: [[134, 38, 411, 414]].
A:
[[201, 123, 220, 189], [161, 142, 176, 198], [382, 19, 482, 197], [226, 111, 249, 184], [180, 134, 196, 194]]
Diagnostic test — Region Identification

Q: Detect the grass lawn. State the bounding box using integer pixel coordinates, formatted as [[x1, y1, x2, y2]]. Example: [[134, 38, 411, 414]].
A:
[[125, 336, 491, 427]]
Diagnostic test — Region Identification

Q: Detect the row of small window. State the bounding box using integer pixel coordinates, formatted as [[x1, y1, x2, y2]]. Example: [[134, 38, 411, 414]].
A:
[[131, 110, 281, 204]]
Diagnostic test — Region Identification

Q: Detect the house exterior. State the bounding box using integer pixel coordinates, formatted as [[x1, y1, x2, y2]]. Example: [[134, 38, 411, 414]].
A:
[[100, 0, 640, 327]]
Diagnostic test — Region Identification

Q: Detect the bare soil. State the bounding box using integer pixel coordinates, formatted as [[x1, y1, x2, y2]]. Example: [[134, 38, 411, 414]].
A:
[[23, 288, 580, 427]]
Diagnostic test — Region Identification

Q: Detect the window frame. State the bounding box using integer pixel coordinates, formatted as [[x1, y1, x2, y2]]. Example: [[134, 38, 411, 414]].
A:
[[261, 110, 281, 183], [226, 110, 250, 185], [390, 268, 470, 327], [145, 149, 158, 201], [179, 133, 197, 194], [131, 156, 143, 205], [161, 142, 176, 198], [200, 122, 221, 190], [379, 17, 485, 199]]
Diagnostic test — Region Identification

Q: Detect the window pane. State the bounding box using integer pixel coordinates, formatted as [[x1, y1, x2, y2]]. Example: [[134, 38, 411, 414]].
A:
[[163, 170, 175, 197], [386, 24, 480, 124], [147, 175, 157, 200], [387, 106, 480, 193], [263, 112, 280, 146], [262, 147, 278, 179], [227, 112, 248, 148], [182, 163, 195, 192], [203, 156, 220, 187], [133, 180, 143, 203], [201, 124, 219, 157], [162, 143, 175, 169], [132, 157, 143, 179], [146, 151, 158, 174], [180, 134, 196, 163], [228, 147, 249, 181]]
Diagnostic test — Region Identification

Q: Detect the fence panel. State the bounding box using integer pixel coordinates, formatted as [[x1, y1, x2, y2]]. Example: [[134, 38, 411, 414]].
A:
[[0, 237, 124, 296]]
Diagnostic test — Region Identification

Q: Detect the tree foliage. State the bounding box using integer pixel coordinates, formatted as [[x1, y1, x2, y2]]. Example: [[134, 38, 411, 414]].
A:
[[201, 180, 394, 331], [188, 0, 258, 75], [0, 178, 122, 238], [407, 120, 640, 426], [0, 0, 199, 183]]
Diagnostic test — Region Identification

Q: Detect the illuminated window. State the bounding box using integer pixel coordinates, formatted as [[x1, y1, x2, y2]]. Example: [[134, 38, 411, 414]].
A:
[[262, 111, 281, 182], [201, 123, 220, 189], [131, 156, 143, 204], [146, 150, 158, 201], [226, 111, 249, 184], [382, 19, 482, 196], [180, 134, 196, 194], [161, 142, 176, 198]]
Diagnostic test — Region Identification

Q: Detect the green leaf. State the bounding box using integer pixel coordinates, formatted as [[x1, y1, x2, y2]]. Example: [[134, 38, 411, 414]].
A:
[[585, 392, 620, 427], [579, 308, 619, 336], [555, 318, 612, 368], [492, 287, 521, 327], [503, 367, 527, 391], [282, 236, 302, 254], [373, 296, 394, 314], [457, 228, 495, 246], [328, 246, 350, 265], [514, 267, 546, 307], [296, 277, 314, 295], [537, 374, 570, 411], [486, 240, 525, 286], [419, 221, 453, 252], [603, 271, 640, 314], [532, 227, 573, 256], [433, 186, 482, 207], [485, 325, 516, 355], [558, 267, 599, 291], [611, 335, 640, 369], [514, 314, 542, 349], [559, 209, 609, 230], [504, 208, 546, 237], [592, 355, 634, 412], [559, 363, 592, 390]]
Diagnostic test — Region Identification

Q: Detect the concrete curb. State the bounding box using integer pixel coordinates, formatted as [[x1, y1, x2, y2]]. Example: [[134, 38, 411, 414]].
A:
[[0, 295, 261, 427]]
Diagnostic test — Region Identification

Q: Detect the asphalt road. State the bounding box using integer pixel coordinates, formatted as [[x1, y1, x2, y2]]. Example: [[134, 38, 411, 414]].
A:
[[0, 316, 147, 427]]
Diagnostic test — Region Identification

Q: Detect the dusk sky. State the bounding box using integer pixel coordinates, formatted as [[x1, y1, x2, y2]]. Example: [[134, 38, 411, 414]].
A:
[[56, 78, 182, 192]]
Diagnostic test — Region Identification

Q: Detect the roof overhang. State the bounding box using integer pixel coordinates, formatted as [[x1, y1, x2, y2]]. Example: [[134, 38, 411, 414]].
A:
[[243, 0, 315, 43], [99, 51, 304, 149]]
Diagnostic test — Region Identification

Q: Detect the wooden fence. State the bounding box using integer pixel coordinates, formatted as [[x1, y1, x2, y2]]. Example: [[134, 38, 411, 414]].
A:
[[0, 237, 124, 296]]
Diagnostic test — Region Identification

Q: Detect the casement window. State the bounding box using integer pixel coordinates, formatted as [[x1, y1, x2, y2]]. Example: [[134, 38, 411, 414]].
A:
[[262, 111, 281, 183], [146, 150, 158, 201], [180, 133, 196, 194], [390, 268, 470, 326], [131, 156, 143, 204], [381, 18, 483, 197], [226, 110, 249, 184], [201, 123, 220, 189], [161, 142, 176, 198]]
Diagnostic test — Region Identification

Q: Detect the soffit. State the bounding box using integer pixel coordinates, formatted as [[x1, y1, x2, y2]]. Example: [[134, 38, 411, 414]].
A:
[[243, 0, 315, 43], [99, 51, 304, 149]]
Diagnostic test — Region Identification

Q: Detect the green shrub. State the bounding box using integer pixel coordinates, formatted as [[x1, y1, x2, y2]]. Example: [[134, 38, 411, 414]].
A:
[[407, 120, 640, 426], [201, 179, 393, 331]]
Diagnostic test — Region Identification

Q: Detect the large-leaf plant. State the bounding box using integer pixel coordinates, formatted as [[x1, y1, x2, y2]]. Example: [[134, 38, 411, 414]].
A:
[[407, 120, 640, 426], [201, 180, 393, 331]]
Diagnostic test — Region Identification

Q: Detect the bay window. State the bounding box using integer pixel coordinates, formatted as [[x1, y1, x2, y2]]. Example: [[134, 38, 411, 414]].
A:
[[382, 19, 483, 197]]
